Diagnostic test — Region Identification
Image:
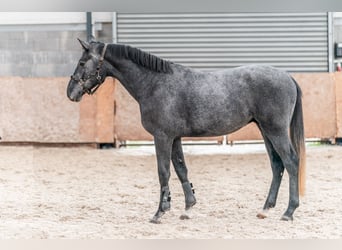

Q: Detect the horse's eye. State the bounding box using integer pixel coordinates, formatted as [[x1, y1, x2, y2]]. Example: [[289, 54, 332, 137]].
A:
[[79, 61, 86, 67]]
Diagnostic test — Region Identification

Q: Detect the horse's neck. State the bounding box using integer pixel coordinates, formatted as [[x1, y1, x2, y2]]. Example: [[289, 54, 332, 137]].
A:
[[108, 58, 152, 102]]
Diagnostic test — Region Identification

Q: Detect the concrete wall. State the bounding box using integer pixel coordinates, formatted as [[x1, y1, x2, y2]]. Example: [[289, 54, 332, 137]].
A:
[[0, 23, 112, 77], [0, 73, 341, 144], [229, 73, 337, 141], [80, 78, 115, 143], [0, 77, 79, 142], [114, 73, 341, 143], [1, 13, 342, 144], [335, 73, 342, 137], [0, 77, 114, 143], [0, 30, 83, 77], [113, 82, 224, 143]]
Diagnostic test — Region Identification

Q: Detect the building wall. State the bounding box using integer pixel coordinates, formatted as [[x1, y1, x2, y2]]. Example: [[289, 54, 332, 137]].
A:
[[114, 73, 339, 144], [1, 12, 337, 78], [0, 77, 115, 143], [1, 12, 342, 144], [333, 13, 342, 72], [0, 12, 113, 77], [334, 12, 342, 43], [117, 13, 329, 72], [0, 30, 84, 77], [1, 73, 340, 144]]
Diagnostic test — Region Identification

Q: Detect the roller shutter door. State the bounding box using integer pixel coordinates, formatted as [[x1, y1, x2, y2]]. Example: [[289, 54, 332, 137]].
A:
[[117, 13, 328, 72]]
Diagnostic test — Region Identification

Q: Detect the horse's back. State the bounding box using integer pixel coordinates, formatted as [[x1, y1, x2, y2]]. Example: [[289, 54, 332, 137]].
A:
[[222, 64, 295, 92]]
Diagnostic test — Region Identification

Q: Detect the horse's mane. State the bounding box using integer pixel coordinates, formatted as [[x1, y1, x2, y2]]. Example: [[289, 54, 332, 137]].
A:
[[107, 43, 173, 73]]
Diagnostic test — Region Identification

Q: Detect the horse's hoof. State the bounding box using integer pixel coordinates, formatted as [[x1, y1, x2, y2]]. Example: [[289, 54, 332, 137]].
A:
[[179, 214, 190, 220], [150, 211, 165, 224], [180, 211, 191, 220], [149, 217, 162, 224], [180, 207, 193, 220], [256, 210, 268, 219], [280, 215, 293, 221], [185, 199, 196, 210]]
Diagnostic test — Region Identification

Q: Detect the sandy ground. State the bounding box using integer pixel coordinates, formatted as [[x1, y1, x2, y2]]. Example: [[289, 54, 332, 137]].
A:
[[0, 143, 341, 239]]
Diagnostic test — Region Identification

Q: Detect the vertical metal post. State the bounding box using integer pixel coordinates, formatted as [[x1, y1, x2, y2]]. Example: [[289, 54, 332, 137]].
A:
[[86, 12, 93, 41], [328, 12, 334, 73], [112, 12, 118, 43], [111, 12, 119, 148]]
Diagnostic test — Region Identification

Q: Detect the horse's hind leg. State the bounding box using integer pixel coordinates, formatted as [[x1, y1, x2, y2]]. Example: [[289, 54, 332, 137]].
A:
[[262, 130, 300, 221], [171, 137, 196, 219], [257, 133, 285, 219]]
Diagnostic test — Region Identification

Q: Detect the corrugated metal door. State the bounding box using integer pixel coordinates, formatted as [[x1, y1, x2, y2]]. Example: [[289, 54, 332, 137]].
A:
[[116, 13, 328, 72]]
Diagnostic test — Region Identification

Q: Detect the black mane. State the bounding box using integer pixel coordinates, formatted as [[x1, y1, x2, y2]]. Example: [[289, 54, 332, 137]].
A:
[[107, 43, 173, 73]]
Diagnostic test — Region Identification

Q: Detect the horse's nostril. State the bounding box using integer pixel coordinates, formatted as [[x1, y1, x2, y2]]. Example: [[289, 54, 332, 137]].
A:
[[67, 92, 82, 102], [67, 91, 77, 102]]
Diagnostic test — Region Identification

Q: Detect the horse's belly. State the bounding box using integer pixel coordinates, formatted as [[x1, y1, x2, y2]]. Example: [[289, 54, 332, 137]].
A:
[[181, 110, 252, 137]]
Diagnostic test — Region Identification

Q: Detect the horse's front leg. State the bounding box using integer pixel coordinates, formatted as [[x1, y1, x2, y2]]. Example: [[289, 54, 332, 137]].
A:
[[150, 134, 173, 224]]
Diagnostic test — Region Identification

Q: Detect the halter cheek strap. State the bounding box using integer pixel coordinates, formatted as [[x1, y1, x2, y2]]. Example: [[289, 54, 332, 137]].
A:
[[96, 43, 108, 78], [100, 43, 108, 62], [88, 43, 108, 94]]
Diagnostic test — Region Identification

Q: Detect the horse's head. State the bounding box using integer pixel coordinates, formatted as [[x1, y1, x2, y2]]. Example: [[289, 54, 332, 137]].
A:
[[67, 39, 109, 102]]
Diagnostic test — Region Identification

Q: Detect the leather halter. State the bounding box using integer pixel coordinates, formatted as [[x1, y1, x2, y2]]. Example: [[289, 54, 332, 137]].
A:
[[70, 43, 108, 95]]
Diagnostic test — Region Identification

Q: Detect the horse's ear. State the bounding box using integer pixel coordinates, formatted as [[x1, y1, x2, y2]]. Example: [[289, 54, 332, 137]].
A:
[[78, 38, 90, 51]]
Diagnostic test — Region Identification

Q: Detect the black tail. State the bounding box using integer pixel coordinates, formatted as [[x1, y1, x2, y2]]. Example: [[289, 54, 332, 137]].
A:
[[290, 77, 306, 196]]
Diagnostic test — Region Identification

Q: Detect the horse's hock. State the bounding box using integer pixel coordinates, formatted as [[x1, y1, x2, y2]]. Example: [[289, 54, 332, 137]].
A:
[[0, 73, 341, 144]]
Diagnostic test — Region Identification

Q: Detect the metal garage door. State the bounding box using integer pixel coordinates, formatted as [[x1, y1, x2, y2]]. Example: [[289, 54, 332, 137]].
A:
[[116, 13, 328, 72]]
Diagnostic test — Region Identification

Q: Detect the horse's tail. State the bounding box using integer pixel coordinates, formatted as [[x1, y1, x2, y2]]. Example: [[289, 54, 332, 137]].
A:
[[290, 77, 306, 196]]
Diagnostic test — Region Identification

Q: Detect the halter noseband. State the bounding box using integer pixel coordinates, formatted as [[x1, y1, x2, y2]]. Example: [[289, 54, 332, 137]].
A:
[[70, 43, 108, 95]]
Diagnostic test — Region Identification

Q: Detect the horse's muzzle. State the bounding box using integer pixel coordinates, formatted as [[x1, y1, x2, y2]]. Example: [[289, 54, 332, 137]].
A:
[[67, 79, 83, 102]]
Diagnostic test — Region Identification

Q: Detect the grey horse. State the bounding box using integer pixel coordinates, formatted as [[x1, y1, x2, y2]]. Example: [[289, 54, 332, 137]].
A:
[[67, 39, 306, 223]]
